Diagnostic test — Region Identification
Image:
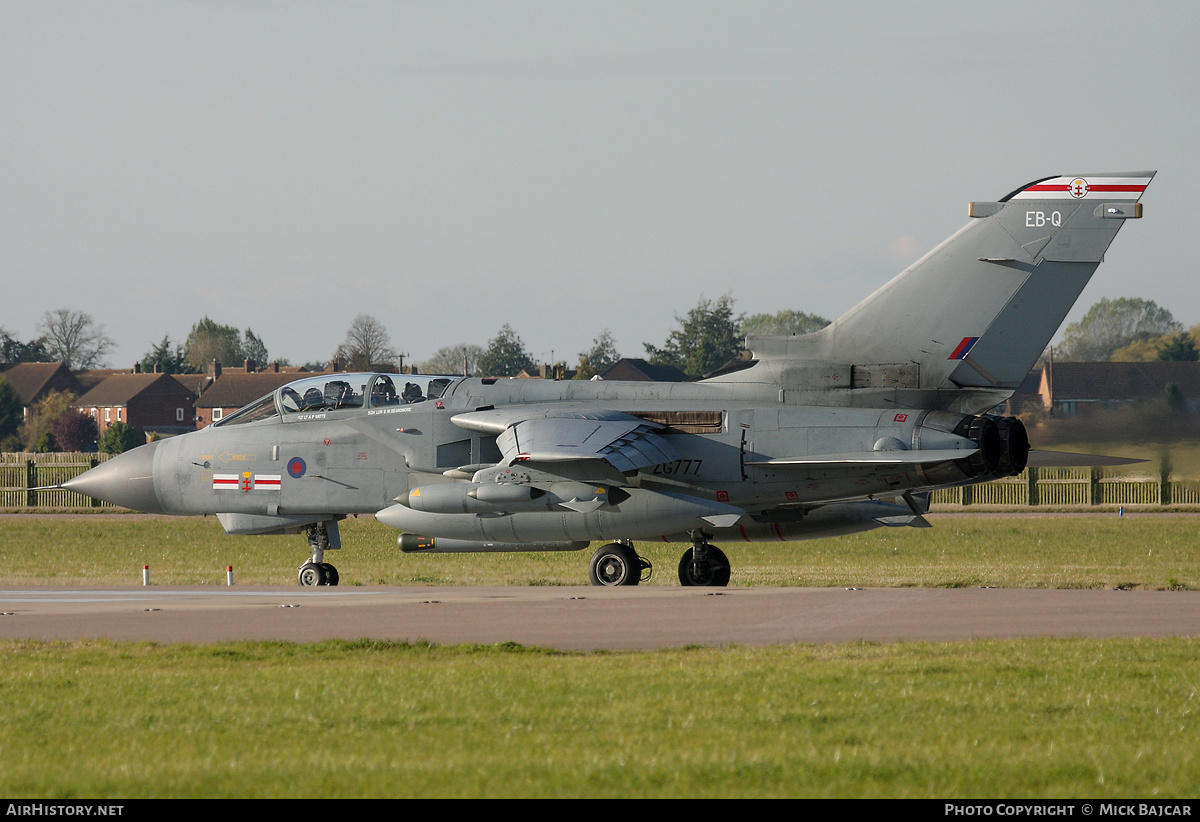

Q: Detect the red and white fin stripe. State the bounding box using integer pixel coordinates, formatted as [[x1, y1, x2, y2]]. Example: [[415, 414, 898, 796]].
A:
[[1010, 175, 1152, 201]]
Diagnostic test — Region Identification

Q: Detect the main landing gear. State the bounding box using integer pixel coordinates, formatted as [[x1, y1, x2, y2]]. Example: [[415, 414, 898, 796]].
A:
[[587, 534, 731, 588], [678, 540, 730, 587], [297, 521, 341, 587], [588, 541, 651, 586]]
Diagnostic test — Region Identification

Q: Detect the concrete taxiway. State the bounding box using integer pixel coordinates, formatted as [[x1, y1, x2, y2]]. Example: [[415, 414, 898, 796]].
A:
[[0, 585, 1197, 650]]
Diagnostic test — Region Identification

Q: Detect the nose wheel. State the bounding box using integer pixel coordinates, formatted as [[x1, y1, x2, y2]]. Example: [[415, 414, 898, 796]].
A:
[[298, 522, 341, 586], [298, 562, 331, 586]]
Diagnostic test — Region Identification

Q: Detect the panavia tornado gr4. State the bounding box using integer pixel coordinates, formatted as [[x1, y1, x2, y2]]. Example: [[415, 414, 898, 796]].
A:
[[65, 172, 1155, 587]]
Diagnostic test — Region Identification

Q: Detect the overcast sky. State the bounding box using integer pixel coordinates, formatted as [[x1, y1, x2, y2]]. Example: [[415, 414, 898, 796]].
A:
[[2, 1, 1196, 370]]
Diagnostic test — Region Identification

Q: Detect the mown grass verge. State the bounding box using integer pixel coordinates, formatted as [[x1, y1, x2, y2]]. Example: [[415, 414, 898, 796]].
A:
[[1, 637, 1196, 798], [1, 512, 1197, 590]]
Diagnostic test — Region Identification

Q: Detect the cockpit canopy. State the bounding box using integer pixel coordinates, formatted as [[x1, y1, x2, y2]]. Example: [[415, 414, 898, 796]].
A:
[[214, 373, 456, 427]]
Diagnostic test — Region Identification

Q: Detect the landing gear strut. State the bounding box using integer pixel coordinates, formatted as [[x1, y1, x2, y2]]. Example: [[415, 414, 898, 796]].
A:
[[297, 521, 340, 587], [678, 536, 730, 587], [588, 541, 651, 586]]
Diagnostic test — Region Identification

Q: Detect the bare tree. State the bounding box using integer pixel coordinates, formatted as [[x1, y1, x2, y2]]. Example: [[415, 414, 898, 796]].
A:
[[337, 315, 399, 371], [419, 343, 484, 376], [37, 309, 114, 370]]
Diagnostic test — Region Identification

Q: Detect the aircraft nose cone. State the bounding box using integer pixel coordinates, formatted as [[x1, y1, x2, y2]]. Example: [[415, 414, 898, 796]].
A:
[[64, 441, 164, 513]]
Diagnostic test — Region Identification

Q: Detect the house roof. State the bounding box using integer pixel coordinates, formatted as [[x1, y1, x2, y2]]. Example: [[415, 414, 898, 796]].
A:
[[74, 368, 132, 395], [74, 373, 196, 407], [0, 362, 81, 406], [1002, 366, 1046, 414], [598, 358, 690, 382], [1045, 362, 1200, 402], [168, 372, 215, 399], [195, 372, 300, 409]]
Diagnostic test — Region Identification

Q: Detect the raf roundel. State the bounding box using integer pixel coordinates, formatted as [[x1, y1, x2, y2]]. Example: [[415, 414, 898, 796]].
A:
[[287, 457, 307, 479]]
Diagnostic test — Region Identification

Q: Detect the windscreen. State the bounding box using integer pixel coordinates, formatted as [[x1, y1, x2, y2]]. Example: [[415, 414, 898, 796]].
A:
[[214, 394, 279, 427]]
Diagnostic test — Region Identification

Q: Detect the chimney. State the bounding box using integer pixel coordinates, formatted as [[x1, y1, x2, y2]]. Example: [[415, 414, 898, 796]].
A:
[[209, 360, 222, 379], [244, 358, 256, 373], [133, 362, 141, 374], [270, 361, 279, 373]]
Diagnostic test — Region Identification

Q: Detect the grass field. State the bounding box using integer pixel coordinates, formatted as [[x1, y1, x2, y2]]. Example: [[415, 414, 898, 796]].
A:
[[2, 511, 1199, 798], [1, 511, 1197, 590], [1, 637, 1197, 798]]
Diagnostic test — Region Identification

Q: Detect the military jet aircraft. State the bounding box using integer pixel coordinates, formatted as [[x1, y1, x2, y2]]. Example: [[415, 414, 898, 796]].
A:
[[65, 171, 1155, 587]]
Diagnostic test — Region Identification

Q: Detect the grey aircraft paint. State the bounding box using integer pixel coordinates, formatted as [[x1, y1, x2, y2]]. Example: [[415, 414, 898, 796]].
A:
[[64, 172, 1155, 587]]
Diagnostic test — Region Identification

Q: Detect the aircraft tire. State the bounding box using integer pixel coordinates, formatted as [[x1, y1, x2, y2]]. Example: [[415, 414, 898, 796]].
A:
[[320, 563, 340, 586], [678, 545, 731, 587], [588, 543, 642, 587], [297, 562, 327, 587]]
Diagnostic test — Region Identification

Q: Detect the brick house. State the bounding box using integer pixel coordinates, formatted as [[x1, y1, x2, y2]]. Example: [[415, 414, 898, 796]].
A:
[[194, 371, 302, 427], [0, 362, 82, 419], [1038, 361, 1200, 416], [73, 373, 198, 439]]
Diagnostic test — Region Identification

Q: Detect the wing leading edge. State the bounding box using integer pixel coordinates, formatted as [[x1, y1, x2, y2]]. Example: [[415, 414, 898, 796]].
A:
[[451, 407, 681, 480]]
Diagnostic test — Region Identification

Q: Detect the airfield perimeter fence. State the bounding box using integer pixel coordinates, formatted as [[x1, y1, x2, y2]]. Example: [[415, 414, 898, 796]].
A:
[[931, 465, 1200, 507], [4, 453, 1200, 510], [0, 452, 116, 508]]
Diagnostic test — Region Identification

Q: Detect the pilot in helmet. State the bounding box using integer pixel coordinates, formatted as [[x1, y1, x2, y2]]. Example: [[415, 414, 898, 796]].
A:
[[402, 382, 424, 403]]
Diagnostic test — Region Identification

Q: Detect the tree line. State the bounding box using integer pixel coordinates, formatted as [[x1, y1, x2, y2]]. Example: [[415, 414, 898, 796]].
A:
[[0, 297, 830, 452], [2, 297, 836, 382], [1053, 297, 1200, 362], [7, 292, 1191, 453], [6, 295, 1194, 382]]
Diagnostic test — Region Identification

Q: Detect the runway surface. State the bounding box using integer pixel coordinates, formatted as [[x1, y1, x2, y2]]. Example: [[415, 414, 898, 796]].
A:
[[1, 585, 1198, 649]]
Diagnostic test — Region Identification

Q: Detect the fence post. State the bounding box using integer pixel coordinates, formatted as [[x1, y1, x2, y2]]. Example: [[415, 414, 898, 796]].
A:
[[89, 457, 100, 507], [1089, 467, 1101, 506], [25, 459, 35, 508], [1027, 466, 1039, 507]]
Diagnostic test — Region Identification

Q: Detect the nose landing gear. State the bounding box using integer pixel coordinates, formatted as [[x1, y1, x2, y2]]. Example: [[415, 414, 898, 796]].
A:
[[297, 521, 341, 587]]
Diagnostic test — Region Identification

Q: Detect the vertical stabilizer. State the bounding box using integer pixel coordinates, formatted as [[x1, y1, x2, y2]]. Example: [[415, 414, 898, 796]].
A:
[[748, 172, 1155, 392]]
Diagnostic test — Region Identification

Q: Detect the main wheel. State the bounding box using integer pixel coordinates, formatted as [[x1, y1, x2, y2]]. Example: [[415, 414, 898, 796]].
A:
[[588, 543, 642, 586], [320, 563, 340, 586], [678, 544, 731, 587], [297, 562, 326, 587]]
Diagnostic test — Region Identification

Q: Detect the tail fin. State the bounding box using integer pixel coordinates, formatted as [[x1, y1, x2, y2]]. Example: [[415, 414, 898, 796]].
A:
[[749, 172, 1155, 392]]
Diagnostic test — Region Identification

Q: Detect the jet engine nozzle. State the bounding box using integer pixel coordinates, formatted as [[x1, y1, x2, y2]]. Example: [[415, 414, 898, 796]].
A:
[[993, 416, 1030, 476], [914, 411, 1028, 485], [952, 414, 1002, 477]]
